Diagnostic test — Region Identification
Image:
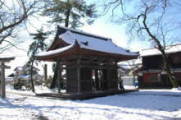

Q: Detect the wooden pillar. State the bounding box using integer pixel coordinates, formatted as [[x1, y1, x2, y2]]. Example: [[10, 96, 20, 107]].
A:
[[56, 60, 61, 93], [95, 69, 99, 90], [114, 61, 119, 90], [0, 62, 5, 98], [106, 64, 110, 90], [102, 69, 108, 90], [44, 64, 47, 82], [66, 65, 78, 93], [77, 58, 81, 93], [106, 62, 119, 90], [115, 62, 119, 90], [80, 67, 92, 92]]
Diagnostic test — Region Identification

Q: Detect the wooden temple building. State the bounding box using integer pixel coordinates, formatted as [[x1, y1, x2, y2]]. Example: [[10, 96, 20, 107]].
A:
[[36, 26, 138, 98], [138, 44, 181, 88]]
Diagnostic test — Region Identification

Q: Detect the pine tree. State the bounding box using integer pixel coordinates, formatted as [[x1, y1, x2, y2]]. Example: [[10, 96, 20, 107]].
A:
[[28, 28, 48, 92], [42, 0, 97, 89], [43, 0, 97, 28]]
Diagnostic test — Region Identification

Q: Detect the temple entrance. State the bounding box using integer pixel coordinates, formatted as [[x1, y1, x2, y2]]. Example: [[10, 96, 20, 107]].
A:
[[51, 56, 119, 94]]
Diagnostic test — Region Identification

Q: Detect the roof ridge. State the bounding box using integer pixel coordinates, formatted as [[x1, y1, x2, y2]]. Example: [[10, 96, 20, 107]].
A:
[[141, 44, 181, 51], [57, 25, 111, 41]]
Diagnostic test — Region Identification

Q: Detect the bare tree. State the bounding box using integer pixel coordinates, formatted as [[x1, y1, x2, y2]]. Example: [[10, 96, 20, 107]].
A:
[[105, 0, 180, 87], [0, 0, 39, 49]]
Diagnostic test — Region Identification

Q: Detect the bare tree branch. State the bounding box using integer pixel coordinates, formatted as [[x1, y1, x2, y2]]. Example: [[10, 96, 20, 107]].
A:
[[0, 0, 39, 47], [106, 0, 180, 87]]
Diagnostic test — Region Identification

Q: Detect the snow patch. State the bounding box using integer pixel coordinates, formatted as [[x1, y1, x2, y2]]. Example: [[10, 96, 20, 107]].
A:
[[172, 87, 181, 91], [1, 87, 181, 120]]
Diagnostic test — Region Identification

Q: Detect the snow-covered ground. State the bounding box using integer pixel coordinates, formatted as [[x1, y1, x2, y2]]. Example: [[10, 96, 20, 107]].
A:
[[0, 87, 181, 120]]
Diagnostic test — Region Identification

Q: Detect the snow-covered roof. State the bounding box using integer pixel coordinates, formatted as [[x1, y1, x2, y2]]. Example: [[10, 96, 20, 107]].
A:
[[58, 30, 137, 56], [37, 42, 75, 57], [57, 26, 111, 41], [0, 56, 15, 62], [140, 44, 181, 57], [37, 26, 138, 59]]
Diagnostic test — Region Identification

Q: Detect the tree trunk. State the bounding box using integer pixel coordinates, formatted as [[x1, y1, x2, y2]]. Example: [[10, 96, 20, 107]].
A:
[[161, 52, 179, 88], [65, 0, 71, 27], [30, 61, 35, 93], [65, 9, 71, 27], [142, 7, 179, 88], [150, 36, 178, 88], [50, 0, 71, 88]]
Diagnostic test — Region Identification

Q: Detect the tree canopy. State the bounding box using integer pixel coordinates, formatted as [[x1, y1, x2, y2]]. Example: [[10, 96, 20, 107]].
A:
[[28, 29, 48, 59], [43, 0, 97, 28]]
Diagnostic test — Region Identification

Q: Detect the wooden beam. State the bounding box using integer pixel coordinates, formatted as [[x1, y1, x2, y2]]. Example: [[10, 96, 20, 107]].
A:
[[62, 64, 117, 71], [0, 57, 15, 62], [59, 55, 118, 64], [60, 55, 79, 61]]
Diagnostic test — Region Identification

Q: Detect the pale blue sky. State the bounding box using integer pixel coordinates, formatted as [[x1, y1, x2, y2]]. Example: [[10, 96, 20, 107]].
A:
[[2, 0, 181, 75]]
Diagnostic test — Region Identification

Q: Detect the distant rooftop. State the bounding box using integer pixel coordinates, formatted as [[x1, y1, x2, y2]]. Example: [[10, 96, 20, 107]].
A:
[[140, 44, 181, 57]]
